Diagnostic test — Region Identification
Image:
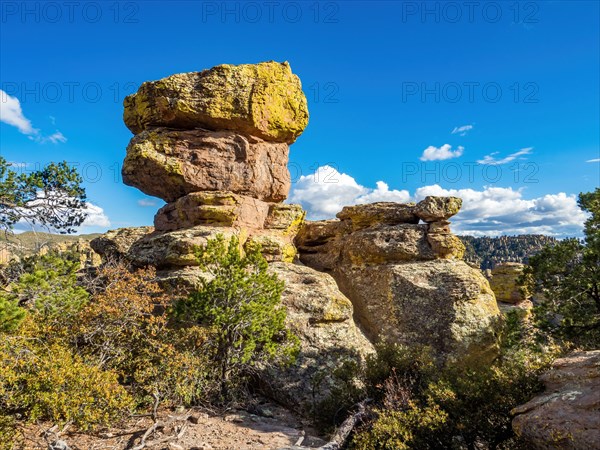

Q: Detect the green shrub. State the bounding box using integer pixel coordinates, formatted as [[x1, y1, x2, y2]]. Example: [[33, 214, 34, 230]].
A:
[[522, 188, 600, 349], [0, 295, 26, 333], [75, 263, 211, 407], [350, 337, 550, 449], [0, 335, 132, 429], [173, 235, 298, 401]]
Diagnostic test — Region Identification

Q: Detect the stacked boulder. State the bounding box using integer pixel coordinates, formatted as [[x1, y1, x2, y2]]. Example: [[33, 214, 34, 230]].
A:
[[91, 61, 374, 413], [117, 61, 309, 267], [296, 197, 502, 365]]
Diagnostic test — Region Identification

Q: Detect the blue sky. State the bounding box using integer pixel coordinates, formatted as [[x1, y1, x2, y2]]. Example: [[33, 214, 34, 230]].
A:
[[1, 1, 599, 236]]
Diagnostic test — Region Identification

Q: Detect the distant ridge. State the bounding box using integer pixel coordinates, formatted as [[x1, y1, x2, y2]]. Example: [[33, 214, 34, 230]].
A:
[[0, 231, 101, 258], [459, 235, 559, 270]]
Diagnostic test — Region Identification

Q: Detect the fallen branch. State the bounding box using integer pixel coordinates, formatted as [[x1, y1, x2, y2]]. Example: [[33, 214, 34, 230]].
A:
[[319, 400, 369, 450], [278, 400, 370, 450], [129, 411, 191, 450]]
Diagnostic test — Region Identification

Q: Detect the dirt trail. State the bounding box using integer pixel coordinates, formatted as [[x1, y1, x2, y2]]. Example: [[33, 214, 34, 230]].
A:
[[19, 403, 327, 450]]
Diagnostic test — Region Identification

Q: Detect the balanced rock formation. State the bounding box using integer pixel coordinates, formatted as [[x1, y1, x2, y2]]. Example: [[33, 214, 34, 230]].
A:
[[92, 62, 374, 413], [296, 199, 502, 364], [512, 350, 600, 449], [92, 61, 504, 412]]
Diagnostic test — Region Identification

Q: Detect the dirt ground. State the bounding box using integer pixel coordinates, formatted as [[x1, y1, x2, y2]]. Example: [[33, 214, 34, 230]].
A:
[[16, 403, 328, 450]]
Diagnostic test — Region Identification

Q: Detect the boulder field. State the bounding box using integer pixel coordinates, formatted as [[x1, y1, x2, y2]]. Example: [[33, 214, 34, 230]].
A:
[[92, 61, 504, 414]]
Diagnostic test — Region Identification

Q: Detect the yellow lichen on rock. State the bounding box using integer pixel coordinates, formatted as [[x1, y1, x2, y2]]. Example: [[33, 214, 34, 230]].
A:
[[123, 61, 309, 144]]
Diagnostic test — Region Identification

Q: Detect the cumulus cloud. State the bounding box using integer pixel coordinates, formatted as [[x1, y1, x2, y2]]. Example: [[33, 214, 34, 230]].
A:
[[138, 199, 157, 207], [81, 202, 111, 228], [14, 201, 110, 233], [288, 165, 410, 219], [477, 147, 532, 165], [0, 89, 36, 134], [420, 144, 464, 161], [451, 124, 473, 136], [290, 166, 587, 237], [0, 90, 66, 144]]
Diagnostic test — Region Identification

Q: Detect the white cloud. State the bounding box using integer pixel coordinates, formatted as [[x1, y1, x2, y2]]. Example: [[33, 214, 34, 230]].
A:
[[45, 131, 67, 144], [0, 89, 36, 134], [0, 90, 66, 144], [81, 203, 111, 228], [586, 158, 600, 163], [138, 199, 157, 207], [290, 166, 587, 237], [451, 124, 473, 136], [288, 165, 409, 220], [477, 147, 532, 165], [415, 185, 587, 237], [14, 201, 110, 233], [420, 144, 464, 161]]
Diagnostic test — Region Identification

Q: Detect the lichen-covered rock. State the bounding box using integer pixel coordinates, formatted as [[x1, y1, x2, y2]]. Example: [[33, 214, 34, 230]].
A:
[[296, 199, 502, 364], [336, 202, 419, 229], [122, 128, 290, 203], [262, 262, 374, 413], [497, 299, 533, 317], [512, 350, 600, 449], [343, 224, 435, 264], [154, 192, 270, 231], [414, 196, 462, 222], [246, 230, 297, 263], [127, 226, 241, 268], [427, 232, 466, 259], [489, 262, 527, 304], [90, 227, 154, 260], [332, 260, 501, 365], [264, 203, 305, 233], [123, 61, 309, 144]]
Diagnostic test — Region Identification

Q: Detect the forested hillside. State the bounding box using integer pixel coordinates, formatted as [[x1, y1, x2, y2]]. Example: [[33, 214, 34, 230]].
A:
[[460, 235, 559, 270]]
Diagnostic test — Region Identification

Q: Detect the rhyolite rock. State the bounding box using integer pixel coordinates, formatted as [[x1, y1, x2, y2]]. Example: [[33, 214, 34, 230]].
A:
[[295, 199, 502, 364], [123, 61, 309, 144], [512, 350, 600, 449], [154, 191, 270, 232], [336, 202, 419, 229], [245, 231, 297, 263], [90, 227, 154, 260], [122, 128, 290, 203], [426, 232, 466, 260], [414, 196, 462, 222], [332, 260, 501, 364], [489, 262, 527, 304], [264, 203, 305, 233], [127, 226, 241, 268], [262, 262, 374, 412]]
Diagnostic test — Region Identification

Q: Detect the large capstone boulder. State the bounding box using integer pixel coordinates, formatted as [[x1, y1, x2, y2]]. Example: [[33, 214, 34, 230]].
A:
[[414, 196, 462, 222], [512, 350, 600, 449], [122, 128, 290, 203], [123, 61, 309, 144], [262, 262, 374, 413]]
